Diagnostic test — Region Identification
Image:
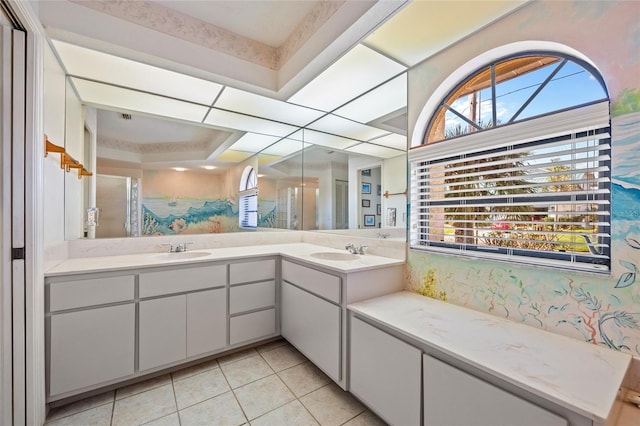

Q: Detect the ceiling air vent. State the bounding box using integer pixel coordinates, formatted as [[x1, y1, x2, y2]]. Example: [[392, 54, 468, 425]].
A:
[[120, 113, 132, 120]]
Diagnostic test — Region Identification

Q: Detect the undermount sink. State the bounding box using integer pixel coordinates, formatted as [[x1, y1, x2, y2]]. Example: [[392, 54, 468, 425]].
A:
[[310, 252, 360, 261], [154, 251, 210, 260]]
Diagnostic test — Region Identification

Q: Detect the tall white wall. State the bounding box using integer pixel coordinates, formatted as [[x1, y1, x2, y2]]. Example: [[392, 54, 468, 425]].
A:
[[63, 79, 84, 240], [42, 43, 67, 267]]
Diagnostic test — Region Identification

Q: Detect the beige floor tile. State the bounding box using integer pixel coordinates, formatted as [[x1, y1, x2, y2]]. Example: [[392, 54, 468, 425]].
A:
[[255, 339, 288, 354], [300, 384, 365, 426], [277, 361, 331, 398], [173, 368, 231, 410], [45, 403, 112, 426], [172, 358, 219, 382], [116, 374, 172, 400], [218, 347, 258, 366], [616, 402, 640, 426], [46, 391, 114, 422], [260, 344, 306, 372], [250, 400, 319, 426], [142, 412, 180, 426], [112, 383, 176, 426], [234, 374, 295, 420], [179, 391, 247, 426], [342, 410, 387, 426], [221, 354, 274, 389]]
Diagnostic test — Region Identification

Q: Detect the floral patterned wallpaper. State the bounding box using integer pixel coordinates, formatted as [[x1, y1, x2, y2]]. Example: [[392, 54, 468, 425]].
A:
[[407, 0, 640, 356]]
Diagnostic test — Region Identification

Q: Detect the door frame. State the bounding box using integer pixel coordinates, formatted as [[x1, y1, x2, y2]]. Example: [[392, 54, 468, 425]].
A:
[[2, 1, 47, 425]]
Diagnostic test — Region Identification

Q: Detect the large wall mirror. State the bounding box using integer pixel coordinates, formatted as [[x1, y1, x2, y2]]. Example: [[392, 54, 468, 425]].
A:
[[56, 39, 408, 240]]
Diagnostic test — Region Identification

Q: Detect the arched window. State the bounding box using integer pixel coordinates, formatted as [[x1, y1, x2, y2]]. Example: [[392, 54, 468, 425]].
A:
[[239, 166, 258, 229], [410, 52, 611, 272]]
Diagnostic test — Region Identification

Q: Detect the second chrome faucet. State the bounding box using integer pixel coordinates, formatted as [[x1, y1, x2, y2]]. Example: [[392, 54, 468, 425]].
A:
[[345, 243, 368, 255], [163, 242, 193, 253]]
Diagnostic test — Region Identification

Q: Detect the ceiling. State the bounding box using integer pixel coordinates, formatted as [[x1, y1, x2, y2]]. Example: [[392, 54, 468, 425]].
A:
[[153, 0, 319, 48], [40, 0, 528, 171]]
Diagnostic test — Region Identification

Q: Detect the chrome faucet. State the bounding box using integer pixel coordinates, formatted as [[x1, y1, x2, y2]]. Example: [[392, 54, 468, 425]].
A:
[[345, 243, 368, 255], [163, 242, 193, 253]]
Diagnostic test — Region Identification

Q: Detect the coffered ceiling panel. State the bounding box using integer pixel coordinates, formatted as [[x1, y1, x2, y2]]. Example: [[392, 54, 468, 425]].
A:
[[71, 78, 209, 123], [307, 114, 389, 142], [287, 44, 406, 112], [289, 129, 359, 151], [259, 138, 303, 157], [53, 40, 222, 105], [203, 108, 298, 138], [346, 142, 405, 159], [334, 73, 407, 124], [229, 133, 281, 154], [214, 87, 325, 127]]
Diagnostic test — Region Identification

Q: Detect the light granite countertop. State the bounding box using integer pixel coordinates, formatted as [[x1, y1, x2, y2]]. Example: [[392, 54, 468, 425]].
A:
[[348, 291, 631, 424], [45, 243, 404, 276]]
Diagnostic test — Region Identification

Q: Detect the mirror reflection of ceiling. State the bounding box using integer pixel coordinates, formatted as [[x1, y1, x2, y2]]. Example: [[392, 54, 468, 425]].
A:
[[43, 0, 528, 171]]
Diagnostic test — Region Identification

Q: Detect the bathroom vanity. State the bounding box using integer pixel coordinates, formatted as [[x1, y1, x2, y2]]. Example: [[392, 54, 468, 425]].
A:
[[348, 291, 631, 426], [44, 243, 403, 402], [45, 244, 631, 426]]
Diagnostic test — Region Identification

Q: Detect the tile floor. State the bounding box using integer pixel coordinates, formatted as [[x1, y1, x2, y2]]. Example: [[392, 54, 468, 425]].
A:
[[45, 339, 386, 426]]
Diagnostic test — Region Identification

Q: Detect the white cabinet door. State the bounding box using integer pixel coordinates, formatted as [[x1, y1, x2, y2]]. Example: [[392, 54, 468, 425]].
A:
[[423, 354, 567, 426], [281, 282, 340, 381], [139, 295, 186, 371], [187, 288, 226, 358], [49, 304, 135, 397], [350, 316, 421, 426]]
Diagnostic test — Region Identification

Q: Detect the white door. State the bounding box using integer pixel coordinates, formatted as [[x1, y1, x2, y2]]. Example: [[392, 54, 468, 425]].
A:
[[334, 179, 348, 229], [1, 11, 27, 425]]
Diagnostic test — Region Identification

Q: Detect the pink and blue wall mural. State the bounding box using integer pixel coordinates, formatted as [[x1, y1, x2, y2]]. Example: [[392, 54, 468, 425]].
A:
[[140, 168, 241, 235], [406, 1, 640, 355]]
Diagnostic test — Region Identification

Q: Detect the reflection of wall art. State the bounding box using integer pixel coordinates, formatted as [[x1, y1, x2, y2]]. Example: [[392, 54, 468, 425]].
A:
[[361, 169, 371, 176], [386, 208, 396, 227], [364, 214, 375, 227], [362, 199, 370, 208], [377, 184, 382, 196], [142, 198, 237, 235], [377, 204, 381, 215], [362, 182, 371, 194]]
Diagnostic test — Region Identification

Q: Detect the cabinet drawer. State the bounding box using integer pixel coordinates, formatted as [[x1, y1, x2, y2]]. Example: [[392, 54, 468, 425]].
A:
[[282, 260, 340, 303], [139, 264, 226, 298], [49, 275, 134, 311], [230, 281, 276, 314], [230, 259, 276, 284], [230, 308, 276, 345]]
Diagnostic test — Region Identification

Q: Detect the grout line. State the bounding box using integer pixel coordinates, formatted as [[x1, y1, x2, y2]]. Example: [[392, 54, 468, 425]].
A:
[[110, 391, 116, 426], [53, 341, 375, 426], [218, 358, 250, 423], [170, 373, 181, 426], [239, 374, 297, 423]]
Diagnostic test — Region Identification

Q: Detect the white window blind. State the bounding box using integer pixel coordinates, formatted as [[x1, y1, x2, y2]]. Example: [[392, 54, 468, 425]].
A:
[[239, 189, 258, 229], [410, 101, 611, 272]]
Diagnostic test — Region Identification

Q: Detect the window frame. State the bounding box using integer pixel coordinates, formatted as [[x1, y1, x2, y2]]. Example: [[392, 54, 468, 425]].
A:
[[410, 99, 612, 274], [239, 166, 258, 230], [423, 52, 609, 146]]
